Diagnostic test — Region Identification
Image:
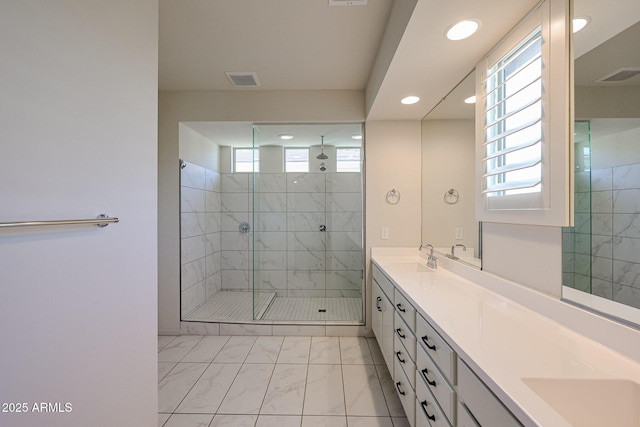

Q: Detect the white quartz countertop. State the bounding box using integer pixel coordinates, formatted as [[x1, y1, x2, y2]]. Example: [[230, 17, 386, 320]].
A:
[[371, 247, 640, 427]]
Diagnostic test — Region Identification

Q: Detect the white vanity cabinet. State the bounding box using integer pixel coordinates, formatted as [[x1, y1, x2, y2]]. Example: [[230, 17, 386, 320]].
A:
[[371, 248, 640, 427], [372, 264, 460, 427], [373, 261, 519, 427]]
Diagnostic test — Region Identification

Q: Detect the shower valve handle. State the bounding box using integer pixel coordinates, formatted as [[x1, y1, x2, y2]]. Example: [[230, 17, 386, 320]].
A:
[[319, 225, 326, 232]]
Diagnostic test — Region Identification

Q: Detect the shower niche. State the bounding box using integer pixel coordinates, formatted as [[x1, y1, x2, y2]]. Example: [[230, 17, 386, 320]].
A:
[[179, 122, 364, 325]]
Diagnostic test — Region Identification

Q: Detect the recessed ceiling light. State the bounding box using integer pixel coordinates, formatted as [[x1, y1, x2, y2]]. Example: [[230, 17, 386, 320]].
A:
[[279, 134, 293, 140], [446, 20, 480, 41], [401, 96, 420, 105], [464, 95, 476, 104], [352, 134, 362, 140], [572, 17, 591, 34]]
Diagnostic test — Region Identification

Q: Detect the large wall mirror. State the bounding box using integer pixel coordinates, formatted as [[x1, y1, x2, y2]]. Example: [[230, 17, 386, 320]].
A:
[[421, 71, 481, 269], [562, 0, 640, 326]]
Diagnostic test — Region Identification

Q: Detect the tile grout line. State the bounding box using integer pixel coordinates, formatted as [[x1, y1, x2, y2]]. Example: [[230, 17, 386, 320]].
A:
[[338, 336, 349, 421], [299, 337, 312, 426]]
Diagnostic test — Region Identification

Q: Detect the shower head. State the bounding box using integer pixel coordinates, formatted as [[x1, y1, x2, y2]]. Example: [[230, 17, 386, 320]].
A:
[[319, 162, 327, 171], [316, 135, 329, 160]]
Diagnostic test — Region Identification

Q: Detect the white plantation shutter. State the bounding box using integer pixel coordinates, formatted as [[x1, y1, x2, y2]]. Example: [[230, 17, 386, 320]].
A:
[[482, 26, 543, 197], [475, 0, 572, 226]]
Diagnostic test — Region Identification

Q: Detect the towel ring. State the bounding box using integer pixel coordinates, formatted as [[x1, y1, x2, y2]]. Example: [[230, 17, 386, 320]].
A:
[[386, 189, 401, 205], [444, 188, 459, 204]]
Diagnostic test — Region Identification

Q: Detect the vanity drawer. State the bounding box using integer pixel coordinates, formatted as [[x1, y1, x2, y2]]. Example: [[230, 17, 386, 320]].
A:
[[458, 360, 521, 427], [394, 311, 416, 362], [394, 333, 416, 390], [394, 357, 416, 427], [415, 374, 452, 427], [373, 264, 395, 301], [417, 345, 456, 425], [394, 288, 416, 330], [416, 314, 456, 383]]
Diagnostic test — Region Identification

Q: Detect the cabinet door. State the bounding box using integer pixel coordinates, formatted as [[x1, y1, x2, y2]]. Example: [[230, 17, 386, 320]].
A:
[[381, 291, 395, 370], [372, 280, 395, 371]]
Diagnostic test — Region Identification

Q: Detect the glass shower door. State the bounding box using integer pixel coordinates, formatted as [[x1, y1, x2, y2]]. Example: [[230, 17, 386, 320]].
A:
[[324, 149, 364, 322], [251, 123, 364, 322]]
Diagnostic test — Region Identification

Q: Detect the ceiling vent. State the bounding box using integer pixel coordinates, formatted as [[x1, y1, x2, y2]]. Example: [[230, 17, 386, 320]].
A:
[[596, 67, 640, 83], [225, 72, 260, 88], [329, 0, 367, 6]]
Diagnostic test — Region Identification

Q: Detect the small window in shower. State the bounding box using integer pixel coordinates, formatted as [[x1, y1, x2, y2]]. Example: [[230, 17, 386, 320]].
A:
[[285, 148, 309, 172], [336, 147, 361, 172], [235, 148, 259, 172]]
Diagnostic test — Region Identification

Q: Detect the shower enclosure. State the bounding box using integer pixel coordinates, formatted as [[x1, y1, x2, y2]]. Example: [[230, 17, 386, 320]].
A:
[[180, 122, 364, 324]]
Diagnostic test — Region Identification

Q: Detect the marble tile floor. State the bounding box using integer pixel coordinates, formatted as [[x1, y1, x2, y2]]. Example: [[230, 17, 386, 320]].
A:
[[158, 335, 408, 427]]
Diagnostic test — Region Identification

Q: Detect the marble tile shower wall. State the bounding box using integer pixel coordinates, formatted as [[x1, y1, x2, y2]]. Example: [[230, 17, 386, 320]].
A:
[[220, 172, 363, 298], [567, 163, 640, 308], [181, 162, 222, 316]]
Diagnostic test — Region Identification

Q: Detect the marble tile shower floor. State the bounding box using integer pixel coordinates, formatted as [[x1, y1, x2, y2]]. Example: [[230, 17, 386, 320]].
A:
[[261, 297, 362, 321], [158, 335, 409, 427], [184, 292, 362, 323], [184, 291, 275, 322]]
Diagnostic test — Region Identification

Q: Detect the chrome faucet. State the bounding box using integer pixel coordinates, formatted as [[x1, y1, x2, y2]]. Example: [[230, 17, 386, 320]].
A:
[[418, 243, 438, 269], [450, 244, 467, 259]]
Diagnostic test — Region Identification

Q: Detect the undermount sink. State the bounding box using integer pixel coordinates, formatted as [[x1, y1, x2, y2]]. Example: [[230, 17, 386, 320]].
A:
[[522, 377, 640, 427], [386, 261, 434, 273]]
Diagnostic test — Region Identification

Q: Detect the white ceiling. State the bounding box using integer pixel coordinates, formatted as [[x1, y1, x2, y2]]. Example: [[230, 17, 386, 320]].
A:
[[160, 0, 640, 124], [159, 0, 393, 91], [365, 0, 540, 120], [159, 0, 540, 121]]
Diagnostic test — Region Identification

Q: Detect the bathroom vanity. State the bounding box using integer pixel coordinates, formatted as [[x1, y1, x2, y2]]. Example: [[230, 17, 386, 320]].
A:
[[371, 247, 640, 427]]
